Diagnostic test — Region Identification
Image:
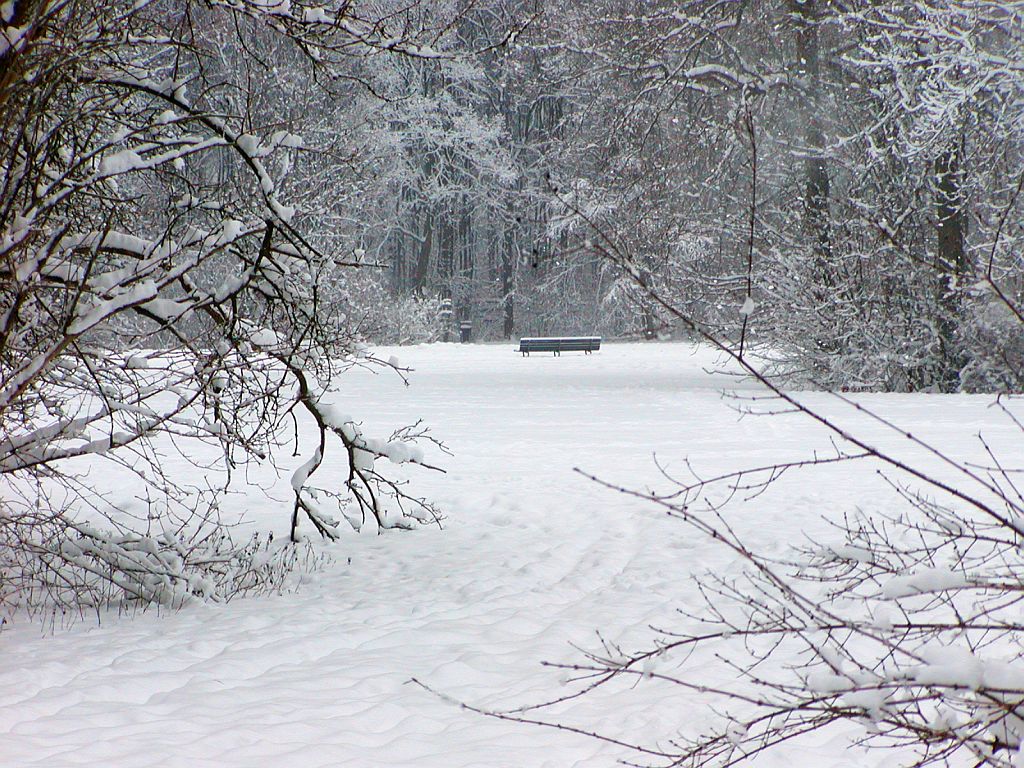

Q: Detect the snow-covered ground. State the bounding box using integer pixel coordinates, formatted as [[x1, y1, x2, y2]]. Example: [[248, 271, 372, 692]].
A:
[[2, 341, 1021, 767]]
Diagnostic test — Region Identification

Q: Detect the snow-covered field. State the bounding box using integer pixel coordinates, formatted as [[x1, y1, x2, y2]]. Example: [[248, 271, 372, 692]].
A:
[[2, 341, 1021, 767]]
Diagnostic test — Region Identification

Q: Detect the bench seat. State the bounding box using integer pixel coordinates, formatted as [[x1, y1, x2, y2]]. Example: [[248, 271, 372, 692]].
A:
[[519, 337, 601, 356]]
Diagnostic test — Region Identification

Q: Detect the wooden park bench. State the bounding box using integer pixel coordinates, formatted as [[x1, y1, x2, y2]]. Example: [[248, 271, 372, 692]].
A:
[[519, 336, 602, 356]]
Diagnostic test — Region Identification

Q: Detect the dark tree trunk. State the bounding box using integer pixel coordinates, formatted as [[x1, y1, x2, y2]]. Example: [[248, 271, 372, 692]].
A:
[[936, 143, 967, 279], [412, 207, 433, 296], [792, 0, 832, 272], [502, 228, 515, 339], [934, 139, 968, 387], [438, 205, 455, 286], [639, 268, 658, 339]]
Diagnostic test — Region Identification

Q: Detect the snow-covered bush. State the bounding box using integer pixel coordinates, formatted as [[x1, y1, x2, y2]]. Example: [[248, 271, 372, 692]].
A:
[[348, 273, 447, 345], [381, 292, 447, 345], [0, 486, 328, 625], [959, 295, 1024, 393]]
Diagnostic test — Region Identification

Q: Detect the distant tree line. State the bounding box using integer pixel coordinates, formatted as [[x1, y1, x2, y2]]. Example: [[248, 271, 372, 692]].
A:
[[353, 0, 1022, 393]]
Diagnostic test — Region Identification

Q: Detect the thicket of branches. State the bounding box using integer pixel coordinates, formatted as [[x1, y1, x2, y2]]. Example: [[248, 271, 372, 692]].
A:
[[0, 0, 465, 622], [517, 392, 1024, 767]]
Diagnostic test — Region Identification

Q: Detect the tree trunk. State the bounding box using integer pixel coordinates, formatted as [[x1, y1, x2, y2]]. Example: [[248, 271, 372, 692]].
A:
[[412, 207, 433, 296], [639, 268, 658, 339], [502, 227, 516, 339], [936, 143, 967, 279], [792, 0, 831, 272], [934, 139, 968, 387]]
